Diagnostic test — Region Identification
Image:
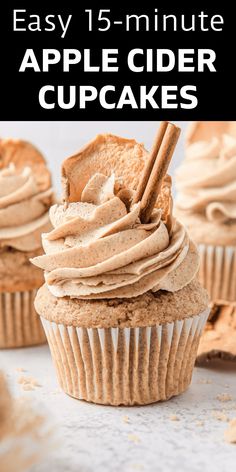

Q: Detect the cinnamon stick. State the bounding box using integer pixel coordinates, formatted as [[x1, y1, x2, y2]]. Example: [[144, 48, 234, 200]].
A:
[[139, 123, 181, 223], [133, 121, 168, 203]]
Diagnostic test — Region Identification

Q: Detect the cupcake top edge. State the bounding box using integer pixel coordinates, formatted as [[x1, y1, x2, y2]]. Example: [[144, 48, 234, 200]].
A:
[[35, 278, 209, 328]]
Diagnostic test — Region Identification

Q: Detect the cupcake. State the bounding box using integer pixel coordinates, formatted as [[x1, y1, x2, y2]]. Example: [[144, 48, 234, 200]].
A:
[[32, 125, 209, 406], [0, 139, 54, 348], [175, 121, 236, 306]]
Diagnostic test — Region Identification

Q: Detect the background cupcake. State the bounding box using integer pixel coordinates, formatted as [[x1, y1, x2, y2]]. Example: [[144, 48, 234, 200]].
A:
[[175, 121, 236, 306], [32, 124, 209, 406], [0, 139, 54, 348]]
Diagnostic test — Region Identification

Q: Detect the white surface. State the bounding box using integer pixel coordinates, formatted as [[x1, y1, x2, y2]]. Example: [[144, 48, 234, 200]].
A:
[[1, 346, 236, 472], [0, 121, 187, 197]]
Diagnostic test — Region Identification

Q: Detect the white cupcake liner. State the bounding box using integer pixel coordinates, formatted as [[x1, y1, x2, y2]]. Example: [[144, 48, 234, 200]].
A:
[[41, 308, 209, 406], [0, 289, 46, 348], [198, 244, 236, 305]]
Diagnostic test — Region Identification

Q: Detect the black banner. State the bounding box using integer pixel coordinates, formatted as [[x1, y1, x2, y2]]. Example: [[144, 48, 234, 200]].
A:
[[0, 2, 234, 120]]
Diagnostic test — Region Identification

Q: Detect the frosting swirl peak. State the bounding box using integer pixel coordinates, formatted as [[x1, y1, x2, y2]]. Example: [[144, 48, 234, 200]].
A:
[[0, 163, 53, 251], [32, 173, 199, 299]]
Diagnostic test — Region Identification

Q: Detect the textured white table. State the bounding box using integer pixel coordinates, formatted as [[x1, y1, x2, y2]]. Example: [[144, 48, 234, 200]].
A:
[[1, 346, 236, 472]]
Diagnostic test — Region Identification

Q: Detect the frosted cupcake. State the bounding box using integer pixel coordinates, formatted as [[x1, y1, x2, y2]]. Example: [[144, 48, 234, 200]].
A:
[[32, 124, 209, 405], [0, 139, 54, 348], [175, 122, 236, 306]]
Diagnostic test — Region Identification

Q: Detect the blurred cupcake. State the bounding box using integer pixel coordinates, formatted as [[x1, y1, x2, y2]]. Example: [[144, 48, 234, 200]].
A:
[[175, 122, 236, 306], [0, 139, 54, 348], [0, 371, 52, 471], [32, 127, 209, 406]]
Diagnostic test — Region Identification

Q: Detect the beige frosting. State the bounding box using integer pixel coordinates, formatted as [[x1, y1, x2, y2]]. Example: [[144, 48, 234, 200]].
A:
[[175, 134, 236, 224], [0, 164, 53, 251], [32, 173, 199, 299]]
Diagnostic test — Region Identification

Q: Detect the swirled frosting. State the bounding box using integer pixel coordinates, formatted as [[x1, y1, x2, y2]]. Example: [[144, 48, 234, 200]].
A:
[[175, 134, 236, 224], [0, 164, 54, 251], [32, 173, 199, 299]]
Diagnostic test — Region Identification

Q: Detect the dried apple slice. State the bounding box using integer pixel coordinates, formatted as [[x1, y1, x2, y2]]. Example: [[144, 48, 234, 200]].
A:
[[61, 134, 149, 202], [61, 133, 172, 223]]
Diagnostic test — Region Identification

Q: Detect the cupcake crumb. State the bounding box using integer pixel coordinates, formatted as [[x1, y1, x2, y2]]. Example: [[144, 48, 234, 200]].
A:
[[195, 420, 204, 427], [169, 414, 179, 422], [130, 464, 144, 470], [128, 434, 140, 444], [122, 415, 130, 423], [212, 410, 229, 422], [18, 376, 41, 390], [22, 384, 35, 391], [224, 418, 236, 444], [216, 393, 233, 402], [15, 367, 27, 373], [198, 378, 212, 384]]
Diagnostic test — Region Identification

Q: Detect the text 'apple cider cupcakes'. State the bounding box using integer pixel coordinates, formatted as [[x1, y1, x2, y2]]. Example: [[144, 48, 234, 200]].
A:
[[0, 139, 54, 348], [32, 123, 209, 406], [175, 122, 236, 307]]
